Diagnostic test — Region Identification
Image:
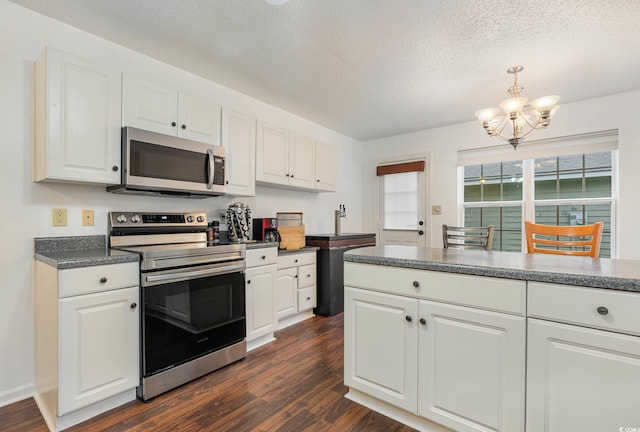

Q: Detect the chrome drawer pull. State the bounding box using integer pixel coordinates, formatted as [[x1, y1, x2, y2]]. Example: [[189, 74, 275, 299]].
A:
[[597, 306, 609, 316], [412, 281, 420, 288]]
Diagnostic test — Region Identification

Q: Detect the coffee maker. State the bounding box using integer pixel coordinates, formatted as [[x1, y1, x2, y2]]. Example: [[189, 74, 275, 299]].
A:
[[253, 217, 277, 242]]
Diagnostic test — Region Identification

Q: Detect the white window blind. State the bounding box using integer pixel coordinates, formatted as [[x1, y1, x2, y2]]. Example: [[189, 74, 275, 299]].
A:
[[457, 130, 618, 167]]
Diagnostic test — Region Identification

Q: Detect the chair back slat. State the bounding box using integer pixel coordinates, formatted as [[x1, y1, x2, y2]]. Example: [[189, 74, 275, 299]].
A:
[[525, 221, 603, 258], [443, 224, 495, 251]]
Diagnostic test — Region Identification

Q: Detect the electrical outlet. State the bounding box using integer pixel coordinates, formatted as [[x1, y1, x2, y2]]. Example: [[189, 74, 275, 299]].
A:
[[52, 208, 67, 226], [82, 209, 95, 226], [432, 205, 442, 215]]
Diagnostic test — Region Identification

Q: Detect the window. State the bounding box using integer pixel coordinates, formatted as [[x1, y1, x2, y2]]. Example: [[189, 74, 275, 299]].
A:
[[462, 151, 615, 257], [382, 171, 419, 230]]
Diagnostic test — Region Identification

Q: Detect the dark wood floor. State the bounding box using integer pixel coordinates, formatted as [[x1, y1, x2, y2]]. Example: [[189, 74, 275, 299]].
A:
[[1, 313, 416, 431]]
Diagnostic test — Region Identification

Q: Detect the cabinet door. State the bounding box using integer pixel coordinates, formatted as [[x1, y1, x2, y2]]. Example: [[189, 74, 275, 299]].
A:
[[527, 318, 640, 432], [289, 133, 316, 189], [58, 287, 139, 415], [256, 121, 289, 186], [245, 264, 277, 341], [344, 287, 418, 412], [122, 75, 178, 136], [178, 93, 221, 145], [276, 267, 297, 319], [418, 301, 525, 432], [35, 48, 121, 184], [315, 140, 337, 192], [221, 108, 256, 196]]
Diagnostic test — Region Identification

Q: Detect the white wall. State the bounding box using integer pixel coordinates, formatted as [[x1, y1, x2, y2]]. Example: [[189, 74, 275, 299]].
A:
[[0, 0, 364, 406], [363, 90, 640, 260]]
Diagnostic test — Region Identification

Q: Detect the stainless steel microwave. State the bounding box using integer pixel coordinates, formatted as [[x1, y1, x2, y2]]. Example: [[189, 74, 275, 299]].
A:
[[108, 127, 226, 198]]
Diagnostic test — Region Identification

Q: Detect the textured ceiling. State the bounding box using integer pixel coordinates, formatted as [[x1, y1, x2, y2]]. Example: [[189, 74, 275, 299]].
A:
[[10, 0, 640, 141]]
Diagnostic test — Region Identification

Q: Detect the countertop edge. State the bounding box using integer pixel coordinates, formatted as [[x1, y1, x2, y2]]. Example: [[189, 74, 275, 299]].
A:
[[344, 251, 640, 293]]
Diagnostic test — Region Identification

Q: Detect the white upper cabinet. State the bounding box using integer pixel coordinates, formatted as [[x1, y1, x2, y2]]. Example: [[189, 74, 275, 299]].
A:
[[34, 47, 122, 185], [256, 121, 290, 186], [256, 121, 337, 192], [289, 133, 316, 189], [122, 75, 221, 145], [221, 108, 256, 196], [315, 140, 337, 191]]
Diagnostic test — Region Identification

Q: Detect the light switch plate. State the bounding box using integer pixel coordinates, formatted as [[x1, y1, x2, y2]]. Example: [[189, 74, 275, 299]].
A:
[[432, 205, 442, 215], [52, 208, 67, 226], [82, 209, 94, 226]]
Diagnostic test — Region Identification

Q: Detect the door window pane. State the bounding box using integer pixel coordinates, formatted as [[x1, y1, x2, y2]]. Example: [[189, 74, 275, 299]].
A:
[[382, 171, 418, 230]]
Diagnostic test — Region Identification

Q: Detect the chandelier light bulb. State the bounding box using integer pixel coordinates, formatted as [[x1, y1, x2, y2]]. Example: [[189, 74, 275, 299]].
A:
[[475, 108, 500, 122], [499, 97, 527, 115], [530, 95, 560, 112]]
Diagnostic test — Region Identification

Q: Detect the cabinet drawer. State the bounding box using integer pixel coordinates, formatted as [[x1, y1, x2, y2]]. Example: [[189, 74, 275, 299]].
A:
[[297, 264, 316, 288], [59, 262, 138, 298], [528, 282, 640, 336], [298, 287, 317, 311], [246, 247, 278, 268], [277, 251, 315, 269], [344, 262, 525, 315]]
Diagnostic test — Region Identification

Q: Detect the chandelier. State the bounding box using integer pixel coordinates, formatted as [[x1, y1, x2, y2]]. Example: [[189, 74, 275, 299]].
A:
[[475, 66, 560, 149]]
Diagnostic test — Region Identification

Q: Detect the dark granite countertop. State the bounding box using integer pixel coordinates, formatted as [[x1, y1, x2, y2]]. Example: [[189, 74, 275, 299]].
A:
[[306, 233, 376, 240], [34, 235, 139, 269], [245, 241, 279, 250], [278, 246, 320, 255], [344, 245, 640, 292]]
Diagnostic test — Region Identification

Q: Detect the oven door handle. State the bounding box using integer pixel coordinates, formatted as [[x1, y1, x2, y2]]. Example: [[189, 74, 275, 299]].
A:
[[206, 148, 214, 189], [143, 262, 244, 286]]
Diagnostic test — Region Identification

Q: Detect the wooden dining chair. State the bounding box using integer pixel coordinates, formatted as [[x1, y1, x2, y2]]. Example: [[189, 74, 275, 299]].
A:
[[524, 221, 603, 257], [442, 224, 495, 251]]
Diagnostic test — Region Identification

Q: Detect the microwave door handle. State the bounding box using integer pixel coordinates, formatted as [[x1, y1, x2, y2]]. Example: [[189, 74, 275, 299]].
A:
[[206, 148, 214, 189]]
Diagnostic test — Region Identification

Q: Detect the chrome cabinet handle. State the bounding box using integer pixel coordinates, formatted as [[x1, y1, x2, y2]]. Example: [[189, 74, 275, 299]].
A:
[[597, 306, 609, 315]]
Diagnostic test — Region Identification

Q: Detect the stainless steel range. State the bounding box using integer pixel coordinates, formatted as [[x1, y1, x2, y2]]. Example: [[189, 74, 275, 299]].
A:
[[109, 212, 247, 401]]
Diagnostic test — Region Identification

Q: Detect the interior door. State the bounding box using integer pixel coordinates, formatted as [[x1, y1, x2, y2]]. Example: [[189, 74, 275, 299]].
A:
[[377, 157, 428, 247]]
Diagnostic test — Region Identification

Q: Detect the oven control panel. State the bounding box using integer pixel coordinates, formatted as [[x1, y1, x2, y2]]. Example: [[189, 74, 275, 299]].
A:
[[109, 212, 208, 228]]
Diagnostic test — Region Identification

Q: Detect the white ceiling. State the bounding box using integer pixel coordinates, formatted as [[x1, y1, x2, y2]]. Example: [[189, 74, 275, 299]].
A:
[[10, 0, 640, 141]]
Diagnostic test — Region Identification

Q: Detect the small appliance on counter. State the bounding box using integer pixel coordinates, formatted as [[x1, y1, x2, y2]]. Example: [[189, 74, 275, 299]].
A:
[[252, 217, 277, 242], [226, 202, 251, 242]]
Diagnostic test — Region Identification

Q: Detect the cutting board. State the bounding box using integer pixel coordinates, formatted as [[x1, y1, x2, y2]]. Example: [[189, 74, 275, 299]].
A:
[[278, 225, 305, 250]]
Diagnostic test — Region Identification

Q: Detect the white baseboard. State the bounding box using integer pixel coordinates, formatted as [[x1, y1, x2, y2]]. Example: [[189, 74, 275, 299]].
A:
[[345, 389, 452, 432], [246, 333, 276, 351], [277, 309, 314, 330], [0, 383, 34, 408]]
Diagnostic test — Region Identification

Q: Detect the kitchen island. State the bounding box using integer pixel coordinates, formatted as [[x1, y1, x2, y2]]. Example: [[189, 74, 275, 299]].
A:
[[343, 245, 640, 432]]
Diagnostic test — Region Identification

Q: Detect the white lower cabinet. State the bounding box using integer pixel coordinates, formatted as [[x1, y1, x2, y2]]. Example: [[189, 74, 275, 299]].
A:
[[276, 251, 317, 327], [418, 301, 525, 432], [526, 281, 640, 431], [34, 260, 139, 431], [276, 267, 297, 319], [245, 248, 278, 350], [344, 287, 418, 412], [344, 262, 526, 432], [527, 319, 640, 432], [344, 287, 525, 432], [59, 287, 139, 415]]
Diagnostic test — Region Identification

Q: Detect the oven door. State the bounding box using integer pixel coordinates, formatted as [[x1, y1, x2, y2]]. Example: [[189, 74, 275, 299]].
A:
[[140, 264, 245, 378], [122, 127, 226, 196]]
